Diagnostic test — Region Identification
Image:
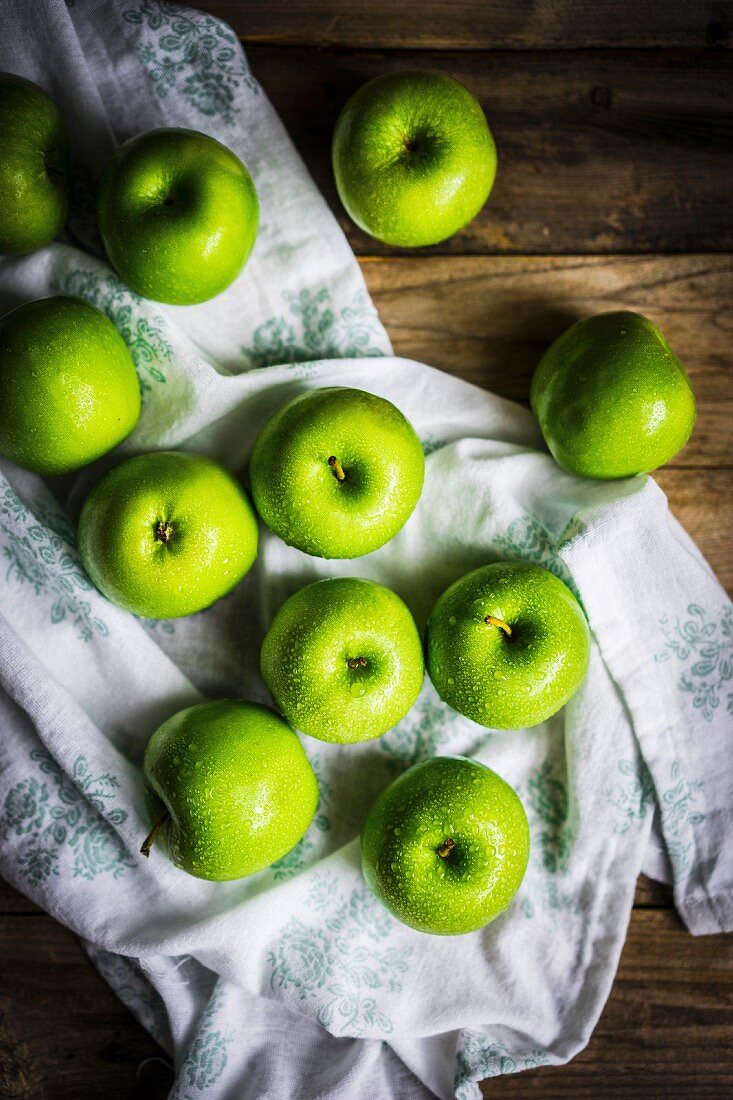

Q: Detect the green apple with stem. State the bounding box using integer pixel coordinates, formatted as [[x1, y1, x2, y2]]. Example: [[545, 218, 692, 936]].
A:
[[0, 296, 140, 475], [531, 311, 696, 479], [426, 562, 590, 728], [79, 450, 258, 619], [261, 577, 424, 744], [250, 387, 425, 559], [0, 73, 69, 253], [361, 756, 529, 934], [332, 70, 496, 247], [97, 128, 259, 305], [141, 700, 319, 881]]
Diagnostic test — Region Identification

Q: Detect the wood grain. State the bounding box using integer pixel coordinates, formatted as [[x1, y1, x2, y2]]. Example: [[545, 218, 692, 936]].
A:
[[656, 470, 733, 594], [360, 254, 733, 467], [1, 906, 729, 1099], [247, 46, 733, 254], [193, 1, 733, 50], [0, 915, 171, 1100]]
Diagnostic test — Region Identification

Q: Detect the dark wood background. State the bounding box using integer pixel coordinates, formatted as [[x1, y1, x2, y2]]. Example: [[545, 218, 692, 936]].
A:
[[2, 2, 732, 1097]]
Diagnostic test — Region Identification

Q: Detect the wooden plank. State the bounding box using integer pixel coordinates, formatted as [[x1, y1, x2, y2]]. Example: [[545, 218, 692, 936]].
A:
[[0, 876, 41, 913], [247, 46, 733, 254], [656, 470, 733, 595], [1, 910, 730, 1098], [633, 875, 673, 907], [360, 254, 733, 468], [192, 1, 732, 50], [0, 917, 171, 1100]]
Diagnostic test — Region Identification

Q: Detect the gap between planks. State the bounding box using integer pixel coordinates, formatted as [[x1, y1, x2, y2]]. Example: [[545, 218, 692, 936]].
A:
[[189, 1, 733, 51]]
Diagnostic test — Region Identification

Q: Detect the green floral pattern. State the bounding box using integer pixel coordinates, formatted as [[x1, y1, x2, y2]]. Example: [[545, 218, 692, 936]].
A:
[[454, 1030, 549, 1098], [272, 754, 333, 881], [268, 878, 411, 1035], [0, 750, 134, 885], [122, 1, 258, 124], [87, 944, 169, 1046], [604, 758, 654, 835], [659, 761, 706, 876], [173, 984, 233, 1096], [451, 1029, 548, 1100], [527, 761, 572, 874], [245, 287, 386, 371], [420, 433, 447, 457], [520, 761, 578, 920], [495, 514, 581, 602], [655, 603, 733, 721], [1, 484, 109, 642], [50, 269, 170, 393], [379, 694, 453, 770]]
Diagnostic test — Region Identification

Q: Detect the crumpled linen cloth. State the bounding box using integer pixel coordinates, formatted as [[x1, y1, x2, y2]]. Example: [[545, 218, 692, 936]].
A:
[[0, 3, 731, 1099]]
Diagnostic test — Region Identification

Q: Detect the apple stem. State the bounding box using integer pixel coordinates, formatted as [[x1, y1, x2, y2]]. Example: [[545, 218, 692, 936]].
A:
[[484, 614, 512, 637], [437, 837, 455, 859], [328, 456, 346, 481], [140, 810, 170, 858], [347, 657, 368, 669], [155, 521, 174, 544]]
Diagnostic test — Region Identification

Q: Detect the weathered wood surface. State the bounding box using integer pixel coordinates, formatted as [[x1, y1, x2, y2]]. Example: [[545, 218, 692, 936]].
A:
[[360, 254, 733, 467], [2, 896, 731, 1099], [194, 1, 733, 50], [246, 46, 733, 254], [3, 1, 732, 1096]]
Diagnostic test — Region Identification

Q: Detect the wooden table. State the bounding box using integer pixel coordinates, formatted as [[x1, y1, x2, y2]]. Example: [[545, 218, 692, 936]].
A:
[[2, 2, 732, 1097]]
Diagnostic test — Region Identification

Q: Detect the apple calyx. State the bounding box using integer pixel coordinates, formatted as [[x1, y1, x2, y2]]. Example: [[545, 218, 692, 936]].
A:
[[155, 521, 174, 545], [328, 455, 346, 482], [484, 614, 512, 637], [140, 810, 170, 858], [437, 837, 456, 859], [347, 656, 368, 670]]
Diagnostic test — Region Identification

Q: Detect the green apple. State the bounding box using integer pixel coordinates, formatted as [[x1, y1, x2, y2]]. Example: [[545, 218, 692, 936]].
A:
[[141, 700, 318, 881], [531, 311, 697, 479], [96, 128, 259, 305], [261, 577, 424, 744], [0, 296, 140, 475], [0, 73, 69, 253], [361, 756, 529, 934], [79, 450, 258, 619], [250, 387, 424, 559], [332, 70, 496, 247], [426, 562, 589, 729]]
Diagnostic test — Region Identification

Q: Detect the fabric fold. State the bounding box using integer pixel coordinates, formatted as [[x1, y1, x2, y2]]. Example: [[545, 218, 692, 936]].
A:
[[0, 3, 730, 1099]]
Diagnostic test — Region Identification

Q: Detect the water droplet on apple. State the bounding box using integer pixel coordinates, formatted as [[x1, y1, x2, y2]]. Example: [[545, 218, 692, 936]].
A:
[[447, 677, 454, 685], [393, 826, 401, 835], [390, 861, 398, 872], [448, 615, 457, 625], [349, 682, 366, 697]]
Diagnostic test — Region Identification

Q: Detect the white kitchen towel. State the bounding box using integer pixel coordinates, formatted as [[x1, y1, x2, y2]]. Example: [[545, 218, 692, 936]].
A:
[[0, 3, 731, 1100]]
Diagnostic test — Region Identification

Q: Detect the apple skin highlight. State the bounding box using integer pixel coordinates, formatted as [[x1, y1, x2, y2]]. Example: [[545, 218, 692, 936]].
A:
[[261, 576, 425, 744], [427, 561, 590, 729], [361, 756, 530, 935], [333, 70, 496, 247]]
